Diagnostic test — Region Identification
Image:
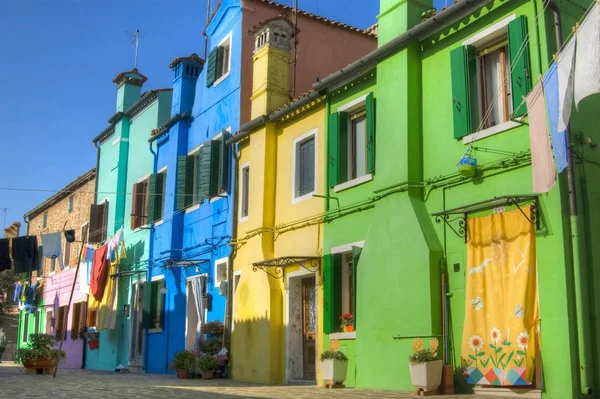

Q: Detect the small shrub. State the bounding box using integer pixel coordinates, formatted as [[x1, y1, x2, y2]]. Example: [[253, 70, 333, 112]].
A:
[[171, 350, 197, 371], [15, 334, 66, 364], [197, 355, 218, 371]]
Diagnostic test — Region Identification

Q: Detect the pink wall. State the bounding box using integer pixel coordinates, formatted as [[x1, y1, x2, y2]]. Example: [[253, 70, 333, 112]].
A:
[[43, 266, 88, 369]]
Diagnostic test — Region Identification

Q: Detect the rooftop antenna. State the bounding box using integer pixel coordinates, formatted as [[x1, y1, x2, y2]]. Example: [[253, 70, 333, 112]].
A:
[[125, 29, 145, 69]]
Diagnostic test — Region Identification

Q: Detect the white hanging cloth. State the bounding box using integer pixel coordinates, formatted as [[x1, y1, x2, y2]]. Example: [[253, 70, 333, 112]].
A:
[[574, 4, 600, 109], [557, 38, 576, 132], [190, 276, 206, 351]]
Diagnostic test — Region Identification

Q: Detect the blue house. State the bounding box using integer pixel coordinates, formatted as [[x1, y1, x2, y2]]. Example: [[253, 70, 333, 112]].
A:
[[146, 0, 377, 374]]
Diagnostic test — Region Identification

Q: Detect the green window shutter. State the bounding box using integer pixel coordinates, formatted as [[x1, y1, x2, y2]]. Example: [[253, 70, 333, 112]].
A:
[[328, 112, 348, 188], [185, 155, 195, 207], [219, 131, 231, 195], [508, 16, 531, 117], [331, 253, 342, 332], [365, 93, 376, 174], [198, 141, 212, 201], [450, 45, 477, 139], [323, 254, 334, 333], [206, 48, 219, 87], [352, 246, 362, 329], [215, 46, 225, 80], [142, 281, 153, 329], [176, 155, 189, 212], [148, 173, 165, 224], [209, 139, 221, 198]]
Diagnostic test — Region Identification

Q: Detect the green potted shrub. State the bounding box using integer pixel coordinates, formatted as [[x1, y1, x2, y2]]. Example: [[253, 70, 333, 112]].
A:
[[201, 320, 224, 336], [320, 339, 348, 386], [171, 350, 197, 379], [197, 355, 218, 379], [409, 337, 442, 394], [15, 333, 66, 371]]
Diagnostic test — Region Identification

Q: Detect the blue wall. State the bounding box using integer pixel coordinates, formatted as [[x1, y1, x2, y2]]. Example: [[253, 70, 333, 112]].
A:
[[146, 0, 242, 374]]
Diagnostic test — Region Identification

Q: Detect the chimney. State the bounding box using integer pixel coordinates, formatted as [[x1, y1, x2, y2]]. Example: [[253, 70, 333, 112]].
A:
[[169, 54, 204, 115], [112, 68, 148, 112], [249, 16, 295, 118]]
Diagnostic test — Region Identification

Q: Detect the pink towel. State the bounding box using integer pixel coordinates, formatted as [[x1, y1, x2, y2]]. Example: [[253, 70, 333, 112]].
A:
[[526, 82, 556, 193]]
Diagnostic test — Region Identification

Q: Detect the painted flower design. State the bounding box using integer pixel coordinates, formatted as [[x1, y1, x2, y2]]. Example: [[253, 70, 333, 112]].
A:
[[490, 327, 502, 344], [469, 335, 484, 351], [517, 332, 529, 350], [471, 297, 483, 311]]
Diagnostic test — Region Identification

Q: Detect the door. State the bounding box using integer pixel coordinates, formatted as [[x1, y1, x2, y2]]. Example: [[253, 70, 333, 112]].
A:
[[302, 278, 317, 380], [128, 282, 144, 367]]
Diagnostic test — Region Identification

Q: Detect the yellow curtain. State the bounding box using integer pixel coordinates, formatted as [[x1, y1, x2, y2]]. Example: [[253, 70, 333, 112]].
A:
[[87, 244, 125, 331], [462, 206, 539, 386]]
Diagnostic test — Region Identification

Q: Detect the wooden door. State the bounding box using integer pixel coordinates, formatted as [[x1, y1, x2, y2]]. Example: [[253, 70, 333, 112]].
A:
[[302, 278, 317, 380]]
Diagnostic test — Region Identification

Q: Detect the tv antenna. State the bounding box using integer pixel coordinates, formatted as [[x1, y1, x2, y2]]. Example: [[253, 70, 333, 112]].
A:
[[125, 29, 145, 69], [0, 208, 8, 233]]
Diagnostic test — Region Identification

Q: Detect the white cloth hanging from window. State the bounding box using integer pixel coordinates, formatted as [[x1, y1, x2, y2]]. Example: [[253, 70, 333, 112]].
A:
[[574, 4, 600, 109], [557, 38, 576, 132], [190, 276, 206, 351]]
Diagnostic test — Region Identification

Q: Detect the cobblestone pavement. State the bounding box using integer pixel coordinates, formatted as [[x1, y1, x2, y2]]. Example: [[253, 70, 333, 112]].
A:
[[0, 363, 516, 399]]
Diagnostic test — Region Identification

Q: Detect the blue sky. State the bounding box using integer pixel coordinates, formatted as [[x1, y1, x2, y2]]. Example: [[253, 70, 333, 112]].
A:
[[0, 0, 452, 236]]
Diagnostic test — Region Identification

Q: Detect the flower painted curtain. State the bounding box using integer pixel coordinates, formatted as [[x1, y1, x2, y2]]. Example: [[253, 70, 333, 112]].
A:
[[462, 206, 539, 386]]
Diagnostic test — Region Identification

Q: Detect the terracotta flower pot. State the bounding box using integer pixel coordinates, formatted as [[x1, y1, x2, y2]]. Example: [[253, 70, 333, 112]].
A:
[[176, 369, 189, 379], [202, 369, 215, 379], [343, 325, 355, 333], [23, 358, 56, 369], [409, 360, 443, 392]]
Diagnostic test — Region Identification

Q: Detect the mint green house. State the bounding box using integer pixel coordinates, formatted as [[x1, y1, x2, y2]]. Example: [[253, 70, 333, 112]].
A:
[[89, 69, 172, 372], [316, 0, 600, 397]]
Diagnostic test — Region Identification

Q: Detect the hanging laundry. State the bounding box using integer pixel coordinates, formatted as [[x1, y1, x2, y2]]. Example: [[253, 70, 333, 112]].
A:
[[90, 245, 109, 301], [557, 38, 576, 132], [41, 232, 64, 271], [526, 81, 556, 193], [79, 245, 94, 295], [108, 227, 124, 262], [13, 282, 22, 303], [12, 236, 38, 273], [0, 239, 11, 271], [543, 63, 568, 173], [574, 4, 600, 109]]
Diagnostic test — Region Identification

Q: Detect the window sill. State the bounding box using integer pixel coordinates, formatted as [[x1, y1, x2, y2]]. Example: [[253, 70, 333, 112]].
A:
[[462, 120, 521, 144], [153, 219, 164, 227], [213, 71, 231, 88], [329, 332, 356, 340], [133, 225, 149, 233], [292, 190, 316, 205], [63, 267, 70, 271], [210, 194, 228, 203], [238, 216, 248, 223], [49, 272, 56, 277], [333, 174, 373, 193], [185, 204, 200, 214], [148, 328, 163, 334]]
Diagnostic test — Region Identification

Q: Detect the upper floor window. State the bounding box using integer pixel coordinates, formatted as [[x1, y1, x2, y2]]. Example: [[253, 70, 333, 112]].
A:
[[89, 200, 108, 243], [240, 163, 250, 220], [206, 33, 232, 87], [42, 212, 48, 228], [68, 195, 74, 213], [293, 130, 317, 203], [131, 177, 149, 230], [328, 93, 376, 191], [451, 15, 531, 140]]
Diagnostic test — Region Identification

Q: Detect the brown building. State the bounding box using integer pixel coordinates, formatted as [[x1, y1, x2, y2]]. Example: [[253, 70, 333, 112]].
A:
[[24, 169, 96, 276]]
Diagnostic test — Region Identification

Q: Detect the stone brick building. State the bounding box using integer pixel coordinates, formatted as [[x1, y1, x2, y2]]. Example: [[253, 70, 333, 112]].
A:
[[24, 168, 96, 275]]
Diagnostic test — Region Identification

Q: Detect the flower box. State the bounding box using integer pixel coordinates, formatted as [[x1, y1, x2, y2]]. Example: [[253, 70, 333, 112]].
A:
[[321, 359, 348, 384], [409, 360, 443, 392]]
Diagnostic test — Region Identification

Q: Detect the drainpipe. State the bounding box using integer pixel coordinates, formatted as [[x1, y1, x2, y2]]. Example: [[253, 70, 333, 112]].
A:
[[224, 142, 239, 371], [547, 1, 593, 395], [147, 141, 159, 373]]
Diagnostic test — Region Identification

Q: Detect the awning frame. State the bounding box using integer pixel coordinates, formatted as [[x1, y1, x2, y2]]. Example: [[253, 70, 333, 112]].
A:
[[252, 256, 321, 281]]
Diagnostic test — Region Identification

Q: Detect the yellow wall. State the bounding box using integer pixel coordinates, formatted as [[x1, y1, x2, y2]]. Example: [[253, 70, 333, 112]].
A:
[[231, 103, 326, 384]]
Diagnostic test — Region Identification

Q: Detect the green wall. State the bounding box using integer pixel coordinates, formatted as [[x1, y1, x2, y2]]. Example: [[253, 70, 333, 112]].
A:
[[17, 307, 45, 349]]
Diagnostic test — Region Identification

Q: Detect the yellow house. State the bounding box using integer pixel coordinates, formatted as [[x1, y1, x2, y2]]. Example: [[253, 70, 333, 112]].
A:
[[228, 18, 326, 385]]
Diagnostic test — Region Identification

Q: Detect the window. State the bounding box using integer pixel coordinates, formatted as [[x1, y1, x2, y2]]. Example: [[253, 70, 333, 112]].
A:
[[293, 131, 316, 201], [214, 258, 228, 286], [86, 309, 97, 328], [143, 279, 165, 332], [89, 201, 108, 243], [64, 240, 71, 268], [148, 170, 167, 223], [55, 306, 67, 341], [45, 310, 53, 335], [176, 132, 231, 210], [450, 15, 531, 139], [328, 93, 376, 190], [68, 195, 74, 213], [42, 212, 48, 228], [71, 302, 83, 340], [22, 312, 29, 343], [206, 33, 232, 87], [324, 246, 362, 334], [81, 223, 89, 244], [131, 178, 149, 230], [240, 163, 250, 219], [34, 310, 40, 334]]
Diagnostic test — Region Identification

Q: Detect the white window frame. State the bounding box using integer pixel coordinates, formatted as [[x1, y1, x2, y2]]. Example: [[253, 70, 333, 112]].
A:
[[460, 14, 519, 144], [239, 162, 250, 222], [214, 257, 229, 287], [213, 32, 233, 87], [154, 166, 168, 225], [292, 129, 318, 205], [333, 94, 373, 193]]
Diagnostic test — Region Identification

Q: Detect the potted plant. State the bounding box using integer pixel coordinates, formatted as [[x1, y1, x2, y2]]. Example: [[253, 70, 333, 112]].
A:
[[409, 337, 443, 394], [15, 333, 66, 371], [198, 355, 218, 379], [340, 313, 354, 332], [320, 339, 348, 386], [171, 350, 196, 379]]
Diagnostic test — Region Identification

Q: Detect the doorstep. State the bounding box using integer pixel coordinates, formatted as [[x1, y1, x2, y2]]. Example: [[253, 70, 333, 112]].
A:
[[473, 387, 542, 398], [288, 379, 317, 386]]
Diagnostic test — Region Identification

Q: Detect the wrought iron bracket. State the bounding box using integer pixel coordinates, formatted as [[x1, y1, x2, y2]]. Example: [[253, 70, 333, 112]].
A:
[[252, 256, 321, 281], [434, 214, 467, 242]]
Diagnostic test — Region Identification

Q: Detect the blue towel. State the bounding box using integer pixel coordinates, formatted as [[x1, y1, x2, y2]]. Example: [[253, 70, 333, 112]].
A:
[[543, 63, 568, 173]]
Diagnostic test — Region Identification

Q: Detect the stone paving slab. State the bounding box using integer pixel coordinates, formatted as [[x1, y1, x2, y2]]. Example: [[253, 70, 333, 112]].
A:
[[0, 363, 516, 399]]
